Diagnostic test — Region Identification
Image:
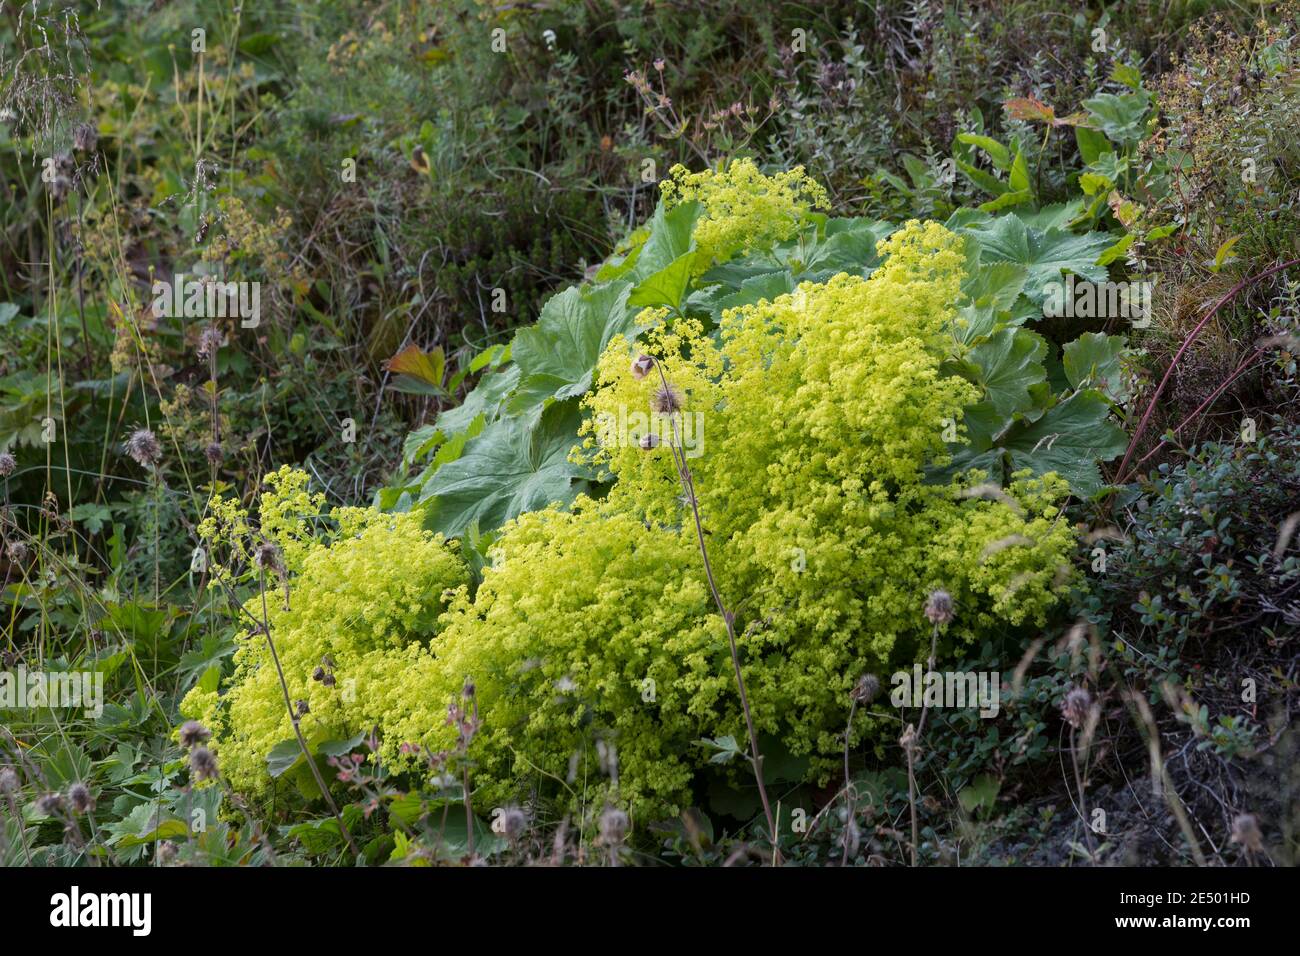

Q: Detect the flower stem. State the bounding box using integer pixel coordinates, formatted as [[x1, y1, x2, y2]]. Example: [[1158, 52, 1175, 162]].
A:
[[654, 363, 779, 859]]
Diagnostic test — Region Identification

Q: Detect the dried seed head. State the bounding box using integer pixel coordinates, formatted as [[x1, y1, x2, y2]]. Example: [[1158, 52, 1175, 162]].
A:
[[321, 673, 336, 687], [189, 746, 218, 781], [598, 805, 629, 845], [462, 676, 476, 700], [651, 384, 683, 415], [0, 767, 18, 793], [1231, 813, 1262, 853], [923, 589, 954, 626], [156, 840, 178, 865], [197, 325, 223, 362], [851, 673, 881, 705], [312, 666, 326, 682], [6, 541, 29, 565], [899, 723, 917, 752], [179, 720, 211, 749], [630, 354, 656, 380], [295, 699, 310, 717], [0, 451, 15, 476], [68, 782, 94, 814], [37, 792, 65, 816], [73, 122, 98, 153], [124, 428, 162, 468], [252, 539, 282, 574], [1061, 687, 1092, 729], [204, 442, 224, 466], [638, 432, 660, 450], [501, 805, 528, 841]]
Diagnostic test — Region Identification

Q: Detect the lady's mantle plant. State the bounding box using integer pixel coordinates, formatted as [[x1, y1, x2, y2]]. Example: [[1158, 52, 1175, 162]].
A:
[[187, 209, 1081, 818]]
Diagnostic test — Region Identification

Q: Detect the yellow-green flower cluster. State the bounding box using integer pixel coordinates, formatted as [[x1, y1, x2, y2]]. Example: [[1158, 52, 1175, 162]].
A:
[[574, 221, 1071, 790], [660, 158, 829, 272], [182, 470, 468, 792], [425, 220, 1077, 814], [428, 506, 731, 815]]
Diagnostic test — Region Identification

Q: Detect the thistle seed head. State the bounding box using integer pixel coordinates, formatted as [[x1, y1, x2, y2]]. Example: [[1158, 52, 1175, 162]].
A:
[[501, 805, 528, 841], [197, 325, 223, 362], [48, 175, 71, 202], [1231, 813, 1262, 853], [651, 384, 683, 415], [68, 782, 94, 814], [189, 746, 218, 781], [124, 428, 161, 468], [899, 723, 917, 752], [923, 589, 954, 626], [179, 720, 211, 749], [252, 539, 282, 575], [851, 673, 880, 705], [73, 122, 98, 153], [1061, 687, 1092, 729]]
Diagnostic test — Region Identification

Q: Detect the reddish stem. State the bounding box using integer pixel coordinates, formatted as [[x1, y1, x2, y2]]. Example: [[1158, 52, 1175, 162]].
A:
[[1114, 258, 1300, 485], [1129, 346, 1266, 474]]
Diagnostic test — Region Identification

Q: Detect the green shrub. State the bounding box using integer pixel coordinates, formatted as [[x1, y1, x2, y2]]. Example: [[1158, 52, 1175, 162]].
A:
[[196, 216, 1081, 820]]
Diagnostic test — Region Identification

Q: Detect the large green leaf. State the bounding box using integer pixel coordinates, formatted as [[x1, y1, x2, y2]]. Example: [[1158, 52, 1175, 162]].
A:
[[705, 218, 893, 288], [511, 280, 636, 407], [959, 214, 1111, 305], [628, 252, 694, 310], [420, 401, 592, 537], [956, 158, 1009, 197], [963, 260, 1028, 313], [961, 328, 1048, 422], [956, 132, 1012, 170], [633, 200, 701, 279], [1075, 125, 1111, 165], [1013, 200, 1086, 231], [1001, 390, 1128, 494], [695, 270, 797, 323], [435, 364, 520, 438], [802, 218, 894, 276], [1063, 332, 1129, 402]]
